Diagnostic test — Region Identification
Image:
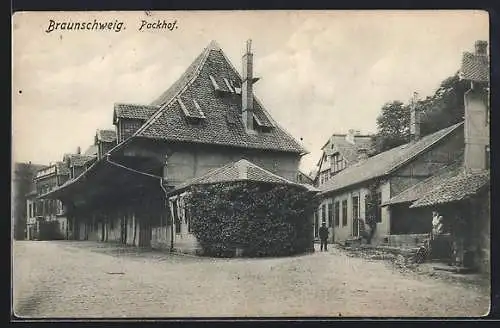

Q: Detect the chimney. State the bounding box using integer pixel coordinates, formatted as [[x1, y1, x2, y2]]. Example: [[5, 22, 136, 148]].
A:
[[242, 39, 255, 133], [463, 41, 490, 171], [475, 40, 488, 56], [410, 92, 421, 141], [76, 146, 81, 155], [345, 129, 356, 144]]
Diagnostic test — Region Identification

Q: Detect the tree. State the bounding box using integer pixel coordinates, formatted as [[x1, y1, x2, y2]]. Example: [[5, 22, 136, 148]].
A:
[[372, 72, 469, 155], [418, 72, 468, 135], [373, 101, 410, 153]]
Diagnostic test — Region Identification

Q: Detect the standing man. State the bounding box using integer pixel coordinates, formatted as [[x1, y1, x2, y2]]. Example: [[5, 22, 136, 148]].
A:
[[319, 222, 329, 252]]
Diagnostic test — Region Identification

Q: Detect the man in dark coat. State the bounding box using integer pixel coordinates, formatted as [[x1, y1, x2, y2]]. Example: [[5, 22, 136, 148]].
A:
[[319, 222, 329, 251]]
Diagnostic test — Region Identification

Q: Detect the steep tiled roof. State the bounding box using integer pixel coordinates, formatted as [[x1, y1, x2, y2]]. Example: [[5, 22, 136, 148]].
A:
[[410, 169, 490, 208], [56, 161, 70, 176], [381, 161, 463, 206], [461, 52, 489, 83], [68, 154, 96, 167], [133, 41, 306, 154], [96, 129, 117, 143], [319, 122, 464, 195], [113, 103, 160, 122], [171, 159, 309, 194], [326, 135, 373, 163]]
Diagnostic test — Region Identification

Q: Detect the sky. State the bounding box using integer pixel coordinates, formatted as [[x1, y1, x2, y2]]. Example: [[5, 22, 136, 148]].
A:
[[12, 10, 488, 174]]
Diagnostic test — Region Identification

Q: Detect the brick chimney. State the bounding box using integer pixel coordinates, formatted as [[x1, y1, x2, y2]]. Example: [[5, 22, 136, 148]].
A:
[[463, 41, 490, 171], [410, 92, 421, 141], [475, 40, 488, 56], [242, 39, 255, 133], [76, 146, 81, 155]]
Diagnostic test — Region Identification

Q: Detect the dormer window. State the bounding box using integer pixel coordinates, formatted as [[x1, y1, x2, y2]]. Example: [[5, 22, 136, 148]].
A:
[[231, 79, 242, 95], [210, 75, 242, 96], [223, 78, 234, 93], [252, 115, 273, 133], [178, 97, 205, 123], [209, 75, 222, 92]]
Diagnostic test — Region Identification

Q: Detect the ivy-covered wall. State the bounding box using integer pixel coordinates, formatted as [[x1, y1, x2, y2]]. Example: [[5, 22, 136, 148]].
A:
[[186, 181, 318, 257]]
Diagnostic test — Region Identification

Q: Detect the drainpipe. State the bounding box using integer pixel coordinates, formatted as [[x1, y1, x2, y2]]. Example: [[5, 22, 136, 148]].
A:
[[160, 156, 174, 252]]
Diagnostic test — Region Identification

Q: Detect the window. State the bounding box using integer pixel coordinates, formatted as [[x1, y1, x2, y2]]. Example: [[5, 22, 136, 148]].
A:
[[29, 203, 32, 218], [352, 195, 360, 237], [352, 195, 359, 220], [321, 204, 326, 224], [327, 203, 333, 227], [342, 199, 348, 226], [334, 201, 340, 226], [332, 153, 345, 173], [365, 193, 382, 223]]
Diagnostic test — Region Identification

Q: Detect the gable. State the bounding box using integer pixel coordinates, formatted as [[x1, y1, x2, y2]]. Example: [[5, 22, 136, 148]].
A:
[[134, 42, 306, 154]]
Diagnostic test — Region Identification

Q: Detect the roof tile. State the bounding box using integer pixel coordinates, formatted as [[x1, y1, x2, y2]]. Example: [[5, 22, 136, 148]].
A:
[[382, 161, 463, 206], [410, 169, 490, 208], [68, 154, 96, 167], [96, 129, 117, 143], [135, 42, 306, 154], [114, 103, 160, 121], [319, 122, 464, 194], [461, 52, 489, 83]]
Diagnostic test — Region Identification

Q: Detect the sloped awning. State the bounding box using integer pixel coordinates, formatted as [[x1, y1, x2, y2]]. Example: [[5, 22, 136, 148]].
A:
[[38, 157, 163, 207], [410, 169, 490, 208], [381, 162, 462, 207]]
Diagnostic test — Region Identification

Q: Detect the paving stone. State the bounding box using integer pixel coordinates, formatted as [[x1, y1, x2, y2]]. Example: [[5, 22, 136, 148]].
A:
[[12, 241, 490, 318]]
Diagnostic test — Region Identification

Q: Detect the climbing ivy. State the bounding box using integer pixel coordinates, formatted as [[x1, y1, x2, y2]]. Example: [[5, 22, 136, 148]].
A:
[[186, 181, 318, 257], [364, 180, 382, 244]]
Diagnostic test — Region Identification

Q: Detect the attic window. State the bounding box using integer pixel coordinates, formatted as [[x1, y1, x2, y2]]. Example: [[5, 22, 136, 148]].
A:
[[230, 79, 242, 95], [178, 98, 205, 122], [253, 114, 274, 132], [192, 99, 205, 118], [223, 78, 235, 93], [209, 75, 222, 92]]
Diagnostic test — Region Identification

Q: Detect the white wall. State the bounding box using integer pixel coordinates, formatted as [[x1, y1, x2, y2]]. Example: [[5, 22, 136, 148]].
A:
[[318, 184, 393, 244], [373, 181, 391, 244], [464, 88, 489, 171]]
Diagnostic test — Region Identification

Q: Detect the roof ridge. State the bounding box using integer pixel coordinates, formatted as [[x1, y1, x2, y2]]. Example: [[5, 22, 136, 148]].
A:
[[132, 42, 213, 138], [384, 121, 464, 174], [114, 102, 160, 108], [319, 121, 464, 194], [383, 161, 463, 205]]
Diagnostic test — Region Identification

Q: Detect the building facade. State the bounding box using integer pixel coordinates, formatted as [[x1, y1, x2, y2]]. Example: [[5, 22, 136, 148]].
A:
[[13, 162, 46, 240], [317, 121, 464, 245], [41, 40, 308, 254], [26, 162, 70, 240], [312, 130, 373, 241], [409, 40, 490, 273], [315, 130, 373, 188]]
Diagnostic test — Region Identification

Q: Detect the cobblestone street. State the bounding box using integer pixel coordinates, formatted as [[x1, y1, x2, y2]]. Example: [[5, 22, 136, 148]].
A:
[[13, 241, 489, 318]]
